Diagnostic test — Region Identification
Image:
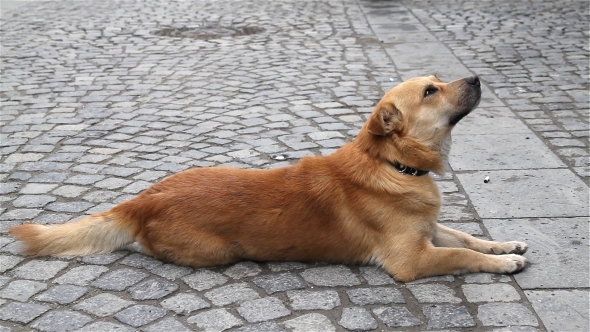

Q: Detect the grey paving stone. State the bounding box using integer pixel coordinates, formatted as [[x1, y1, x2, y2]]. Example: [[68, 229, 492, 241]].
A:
[[161, 293, 211, 314], [93, 178, 132, 189], [19, 183, 58, 194], [52, 185, 89, 198], [74, 293, 134, 317], [267, 262, 307, 272], [359, 266, 395, 285], [12, 195, 56, 208], [149, 263, 193, 280], [423, 304, 476, 329], [347, 287, 405, 305], [224, 261, 262, 278], [142, 317, 191, 332], [35, 284, 87, 304], [287, 289, 341, 310], [451, 133, 564, 171], [128, 277, 179, 300], [114, 305, 167, 327], [0, 208, 41, 220], [237, 297, 291, 323], [253, 272, 306, 294], [477, 303, 538, 327], [283, 313, 336, 332], [234, 321, 285, 332], [74, 321, 135, 332], [338, 307, 378, 331], [0, 279, 47, 302], [0, 301, 50, 323], [462, 283, 521, 303], [91, 267, 148, 291], [79, 251, 127, 265], [0, 255, 23, 273], [46, 201, 94, 213], [204, 282, 260, 306], [64, 175, 105, 185], [300, 265, 360, 286], [484, 218, 589, 289], [525, 290, 588, 332], [53, 265, 109, 285], [182, 269, 229, 291], [407, 284, 462, 303], [0, 276, 10, 288], [187, 308, 243, 331], [457, 169, 587, 218], [12, 260, 69, 281], [373, 306, 422, 328], [30, 310, 92, 332], [463, 273, 496, 284]]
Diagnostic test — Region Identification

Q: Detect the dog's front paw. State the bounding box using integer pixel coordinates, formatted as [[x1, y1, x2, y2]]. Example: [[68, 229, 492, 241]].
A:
[[504, 241, 528, 255], [498, 254, 528, 274]]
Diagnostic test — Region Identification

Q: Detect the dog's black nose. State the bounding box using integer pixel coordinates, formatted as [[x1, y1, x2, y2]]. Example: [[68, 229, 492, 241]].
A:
[[467, 75, 480, 87]]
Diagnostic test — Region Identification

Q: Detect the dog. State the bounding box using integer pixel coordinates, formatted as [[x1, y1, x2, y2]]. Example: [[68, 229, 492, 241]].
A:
[[10, 75, 528, 282]]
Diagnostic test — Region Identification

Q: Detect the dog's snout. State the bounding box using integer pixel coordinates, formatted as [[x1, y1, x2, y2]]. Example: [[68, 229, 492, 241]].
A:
[[466, 75, 480, 87]]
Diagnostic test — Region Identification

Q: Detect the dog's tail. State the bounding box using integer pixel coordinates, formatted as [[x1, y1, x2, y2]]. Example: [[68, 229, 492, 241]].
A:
[[9, 211, 135, 256]]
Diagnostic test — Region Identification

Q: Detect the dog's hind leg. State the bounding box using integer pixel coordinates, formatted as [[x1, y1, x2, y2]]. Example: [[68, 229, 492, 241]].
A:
[[433, 223, 528, 255]]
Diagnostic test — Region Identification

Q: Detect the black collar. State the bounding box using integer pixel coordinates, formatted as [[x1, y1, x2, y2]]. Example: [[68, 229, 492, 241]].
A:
[[391, 161, 430, 176]]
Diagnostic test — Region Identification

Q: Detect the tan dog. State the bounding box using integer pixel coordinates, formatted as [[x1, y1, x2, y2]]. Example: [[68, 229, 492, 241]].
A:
[[10, 75, 528, 282]]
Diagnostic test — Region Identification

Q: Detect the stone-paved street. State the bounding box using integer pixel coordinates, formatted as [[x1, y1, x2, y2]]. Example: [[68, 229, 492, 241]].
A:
[[0, 0, 588, 331]]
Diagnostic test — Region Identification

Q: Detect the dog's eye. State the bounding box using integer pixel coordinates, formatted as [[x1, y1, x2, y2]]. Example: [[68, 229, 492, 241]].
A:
[[424, 87, 438, 97]]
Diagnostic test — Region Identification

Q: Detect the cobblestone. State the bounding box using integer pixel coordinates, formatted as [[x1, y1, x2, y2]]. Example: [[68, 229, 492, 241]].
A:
[[0, 301, 49, 324], [187, 308, 243, 331], [182, 269, 228, 291], [347, 287, 405, 305], [0, 0, 586, 330], [287, 290, 341, 310], [478, 303, 539, 327], [283, 313, 336, 332], [0, 279, 47, 302], [237, 297, 291, 323], [30, 310, 92, 332], [160, 293, 211, 314], [128, 277, 178, 300], [373, 306, 422, 328], [114, 305, 167, 327], [204, 282, 260, 306], [338, 307, 378, 331], [423, 304, 476, 329], [74, 293, 134, 317], [299, 265, 360, 287], [252, 272, 306, 294], [34, 284, 88, 304], [91, 267, 148, 291], [53, 265, 108, 285]]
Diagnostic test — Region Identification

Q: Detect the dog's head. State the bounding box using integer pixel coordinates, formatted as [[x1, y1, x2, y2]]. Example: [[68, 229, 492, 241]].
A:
[[359, 75, 481, 174]]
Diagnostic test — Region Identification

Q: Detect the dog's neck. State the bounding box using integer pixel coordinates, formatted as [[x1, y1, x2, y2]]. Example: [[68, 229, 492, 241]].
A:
[[438, 133, 452, 169], [390, 161, 430, 176]]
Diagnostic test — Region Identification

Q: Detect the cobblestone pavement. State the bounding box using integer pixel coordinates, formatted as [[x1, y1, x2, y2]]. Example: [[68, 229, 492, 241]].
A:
[[0, 0, 588, 331]]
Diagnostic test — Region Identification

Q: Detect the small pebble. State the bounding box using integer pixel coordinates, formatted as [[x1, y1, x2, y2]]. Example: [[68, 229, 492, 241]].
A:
[[271, 154, 286, 161]]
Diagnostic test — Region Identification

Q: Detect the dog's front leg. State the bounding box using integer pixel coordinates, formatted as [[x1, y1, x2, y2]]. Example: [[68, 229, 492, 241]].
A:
[[433, 223, 528, 255], [381, 242, 528, 282]]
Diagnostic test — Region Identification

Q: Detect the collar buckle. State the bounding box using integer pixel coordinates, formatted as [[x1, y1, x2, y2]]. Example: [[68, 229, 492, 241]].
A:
[[392, 161, 429, 177]]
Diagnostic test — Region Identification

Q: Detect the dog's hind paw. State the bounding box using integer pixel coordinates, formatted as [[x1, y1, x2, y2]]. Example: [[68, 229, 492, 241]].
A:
[[499, 254, 528, 274]]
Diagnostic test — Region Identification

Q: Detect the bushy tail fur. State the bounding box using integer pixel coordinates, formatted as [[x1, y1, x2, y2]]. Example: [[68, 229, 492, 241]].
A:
[[9, 211, 135, 256]]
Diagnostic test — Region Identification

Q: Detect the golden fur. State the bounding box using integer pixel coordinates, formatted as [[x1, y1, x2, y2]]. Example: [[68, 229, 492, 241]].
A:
[[10, 75, 528, 282]]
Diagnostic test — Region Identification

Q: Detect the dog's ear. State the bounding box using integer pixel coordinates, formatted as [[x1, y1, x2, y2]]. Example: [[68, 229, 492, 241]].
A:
[[367, 103, 402, 136]]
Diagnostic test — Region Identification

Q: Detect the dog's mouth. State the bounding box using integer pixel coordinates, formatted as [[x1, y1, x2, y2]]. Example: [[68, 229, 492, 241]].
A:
[[449, 95, 480, 126], [449, 77, 481, 126]]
